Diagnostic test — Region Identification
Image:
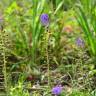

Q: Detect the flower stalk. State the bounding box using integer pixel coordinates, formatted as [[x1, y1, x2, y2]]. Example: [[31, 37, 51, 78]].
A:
[[46, 29, 50, 86], [0, 28, 7, 95], [40, 13, 50, 86]]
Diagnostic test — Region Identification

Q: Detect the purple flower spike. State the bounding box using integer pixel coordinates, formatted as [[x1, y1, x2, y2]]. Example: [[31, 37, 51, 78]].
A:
[[40, 13, 49, 27], [76, 37, 84, 47], [52, 85, 62, 95]]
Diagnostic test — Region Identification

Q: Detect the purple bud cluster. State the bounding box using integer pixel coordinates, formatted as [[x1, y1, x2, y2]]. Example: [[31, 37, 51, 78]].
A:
[[40, 13, 49, 27]]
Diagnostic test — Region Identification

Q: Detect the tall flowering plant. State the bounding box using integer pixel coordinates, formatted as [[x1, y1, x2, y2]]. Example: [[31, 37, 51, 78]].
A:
[[40, 13, 50, 86]]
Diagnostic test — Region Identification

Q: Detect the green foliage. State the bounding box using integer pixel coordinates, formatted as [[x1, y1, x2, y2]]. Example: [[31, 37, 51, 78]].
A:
[[9, 80, 30, 96], [4, 0, 46, 66], [91, 89, 96, 96], [9, 74, 29, 96], [51, 0, 77, 11], [69, 91, 90, 96], [76, 0, 96, 56]]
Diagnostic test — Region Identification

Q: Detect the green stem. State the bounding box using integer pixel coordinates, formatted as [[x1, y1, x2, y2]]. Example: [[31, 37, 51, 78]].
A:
[[46, 30, 50, 86]]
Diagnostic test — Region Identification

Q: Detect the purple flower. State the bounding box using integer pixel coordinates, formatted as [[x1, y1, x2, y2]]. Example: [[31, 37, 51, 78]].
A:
[[40, 13, 49, 27], [52, 85, 62, 95], [76, 37, 84, 47]]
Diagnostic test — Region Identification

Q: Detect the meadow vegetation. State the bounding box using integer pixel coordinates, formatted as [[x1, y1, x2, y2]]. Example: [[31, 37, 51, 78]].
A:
[[0, 0, 96, 96]]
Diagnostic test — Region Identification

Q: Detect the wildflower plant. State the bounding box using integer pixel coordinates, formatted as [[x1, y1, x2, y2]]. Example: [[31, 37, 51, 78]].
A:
[[0, 17, 11, 95], [76, 37, 84, 48], [0, 22, 11, 95], [0, 27, 7, 94], [52, 85, 62, 96], [40, 13, 50, 86]]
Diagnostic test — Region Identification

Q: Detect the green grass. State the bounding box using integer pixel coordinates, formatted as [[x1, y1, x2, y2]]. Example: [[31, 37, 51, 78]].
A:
[[0, 0, 96, 96]]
